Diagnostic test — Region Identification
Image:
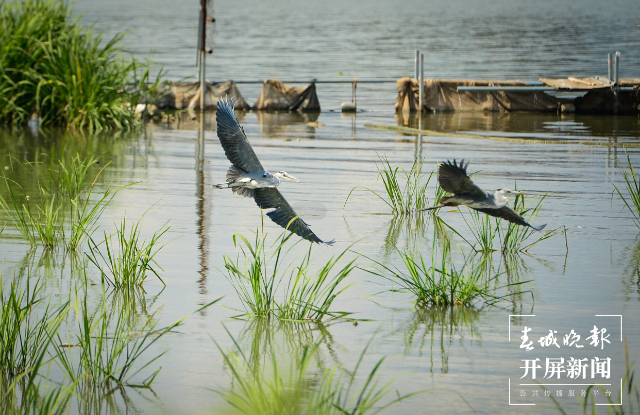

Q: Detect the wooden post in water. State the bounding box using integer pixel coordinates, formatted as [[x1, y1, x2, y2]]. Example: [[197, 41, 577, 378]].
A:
[[198, 0, 207, 111], [418, 53, 424, 113]]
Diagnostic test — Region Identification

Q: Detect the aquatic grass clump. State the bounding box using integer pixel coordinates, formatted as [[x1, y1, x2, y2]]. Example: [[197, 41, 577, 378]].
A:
[[345, 155, 432, 215], [224, 231, 356, 321], [215, 332, 421, 415], [0, 275, 69, 379], [365, 240, 529, 307], [85, 216, 170, 289], [0, 0, 163, 130], [613, 153, 640, 228]]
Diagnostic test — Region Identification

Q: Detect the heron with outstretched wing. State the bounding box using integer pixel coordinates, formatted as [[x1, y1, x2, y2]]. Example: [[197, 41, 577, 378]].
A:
[[213, 97, 334, 245], [420, 160, 546, 231]]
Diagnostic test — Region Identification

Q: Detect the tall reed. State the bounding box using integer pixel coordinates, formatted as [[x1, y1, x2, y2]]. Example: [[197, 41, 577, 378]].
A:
[[224, 231, 357, 321]]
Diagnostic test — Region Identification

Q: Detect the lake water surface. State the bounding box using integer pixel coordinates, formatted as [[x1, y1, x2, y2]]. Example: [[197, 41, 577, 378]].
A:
[[1, 0, 640, 414]]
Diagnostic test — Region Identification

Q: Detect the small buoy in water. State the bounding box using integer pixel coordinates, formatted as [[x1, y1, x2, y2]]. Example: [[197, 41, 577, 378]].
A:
[[341, 101, 357, 112]]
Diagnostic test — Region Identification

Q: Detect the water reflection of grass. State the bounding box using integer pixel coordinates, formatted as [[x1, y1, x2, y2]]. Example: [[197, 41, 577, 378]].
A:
[[224, 231, 357, 321], [215, 329, 421, 415], [401, 306, 483, 370]]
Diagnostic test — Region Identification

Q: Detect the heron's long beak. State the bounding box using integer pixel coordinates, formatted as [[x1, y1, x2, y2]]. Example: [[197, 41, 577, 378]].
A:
[[284, 174, 299, 182]]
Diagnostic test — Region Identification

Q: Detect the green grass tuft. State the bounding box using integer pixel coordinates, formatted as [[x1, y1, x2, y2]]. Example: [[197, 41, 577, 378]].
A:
[[345, 155, 433, 216], [613, 152, 640, 228], [85, 215, 170, 289], [224, 231, 357, 321]]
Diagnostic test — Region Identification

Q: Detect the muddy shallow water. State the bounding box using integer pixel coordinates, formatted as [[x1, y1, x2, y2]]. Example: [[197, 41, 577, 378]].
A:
[[3, 0, 640, 413]]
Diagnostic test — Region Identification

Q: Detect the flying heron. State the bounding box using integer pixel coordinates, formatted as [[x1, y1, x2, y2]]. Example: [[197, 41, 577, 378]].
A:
[[420, 160, 546, 231], [213, 98, 334, 245]]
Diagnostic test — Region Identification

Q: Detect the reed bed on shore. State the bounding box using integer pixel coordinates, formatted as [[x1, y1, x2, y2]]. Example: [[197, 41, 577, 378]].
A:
[[0, 0, 163, 130]]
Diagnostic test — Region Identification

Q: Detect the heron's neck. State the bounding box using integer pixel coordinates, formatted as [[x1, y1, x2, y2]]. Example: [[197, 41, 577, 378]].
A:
[[494, 191, 508, 207]]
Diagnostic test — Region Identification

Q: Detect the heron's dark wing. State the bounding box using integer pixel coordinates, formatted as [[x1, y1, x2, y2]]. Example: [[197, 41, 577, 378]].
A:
[[216, 98, 264, 173], [254, 188, 333, 245], [439, 159, 485, 197], [472, 206, 544, 230]]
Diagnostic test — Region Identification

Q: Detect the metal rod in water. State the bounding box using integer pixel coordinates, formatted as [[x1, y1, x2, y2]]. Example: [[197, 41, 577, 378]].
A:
[[614, 51, 620, 85], [458, 86, 634, 92], [419, 53, 424, 112], [414, 50, 420, 80], [608, 53, 612, 80]]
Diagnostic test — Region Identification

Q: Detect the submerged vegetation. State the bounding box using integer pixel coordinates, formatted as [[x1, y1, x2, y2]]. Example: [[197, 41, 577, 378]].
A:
[[0, 0, 163, 130], [224, 231, 357, 321]]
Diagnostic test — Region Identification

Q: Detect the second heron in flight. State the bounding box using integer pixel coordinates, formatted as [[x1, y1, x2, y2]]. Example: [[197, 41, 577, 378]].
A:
[[213, 98, 333, 245], [420, 160, 546, 231]]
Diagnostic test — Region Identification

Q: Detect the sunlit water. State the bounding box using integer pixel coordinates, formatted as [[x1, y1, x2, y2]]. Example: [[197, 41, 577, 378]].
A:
[[2, 0, 640, 414]]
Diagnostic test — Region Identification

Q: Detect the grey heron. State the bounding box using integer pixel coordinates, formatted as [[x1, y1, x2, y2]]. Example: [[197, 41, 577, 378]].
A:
[[213, 98, 334, 245], [420, 160, 546, 231]]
